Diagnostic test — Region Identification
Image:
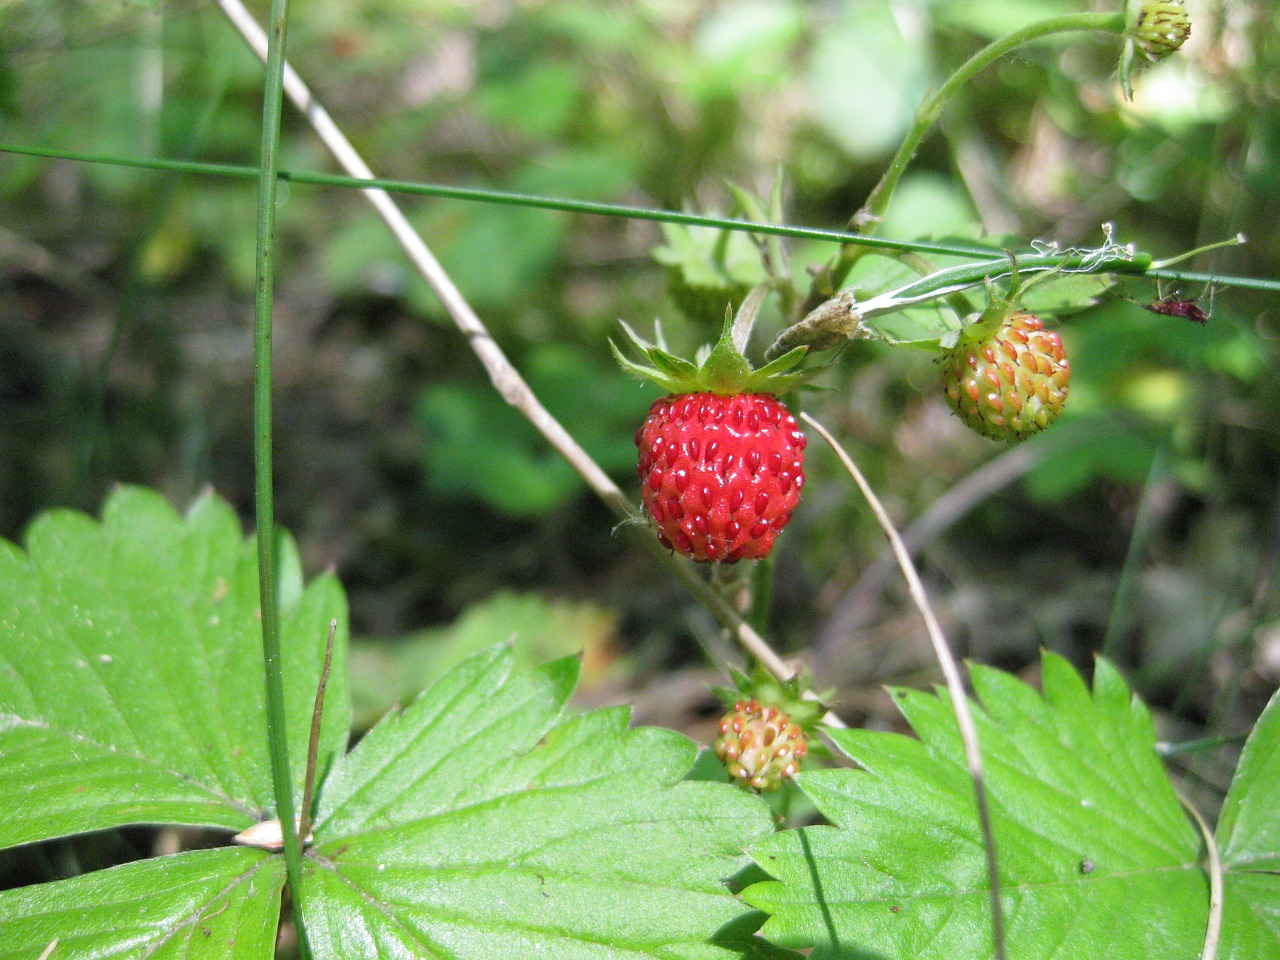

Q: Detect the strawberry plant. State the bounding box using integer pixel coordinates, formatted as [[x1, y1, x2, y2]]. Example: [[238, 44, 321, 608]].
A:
[[2, 0, 1279, 959]]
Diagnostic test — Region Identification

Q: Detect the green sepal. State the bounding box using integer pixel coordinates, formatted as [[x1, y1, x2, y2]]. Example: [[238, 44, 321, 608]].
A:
[[702, 309, 757, 391], [613, 291, 812, 397], [751, 346, 809, 387], [649, 349, 703, 384], [712, 664, 828, 735], [609, 338, 685, 395]]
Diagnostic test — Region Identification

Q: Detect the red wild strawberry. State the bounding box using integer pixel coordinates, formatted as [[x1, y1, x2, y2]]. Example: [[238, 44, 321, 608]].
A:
[[940, 311, 1069, 443], [636, 392, 805, 563], [715, 698, 809, 791], [613, 292, 810, 563]]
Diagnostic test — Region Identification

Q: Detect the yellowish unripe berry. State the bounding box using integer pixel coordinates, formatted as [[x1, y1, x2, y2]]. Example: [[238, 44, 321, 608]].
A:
[[715, 699, 809, 791]]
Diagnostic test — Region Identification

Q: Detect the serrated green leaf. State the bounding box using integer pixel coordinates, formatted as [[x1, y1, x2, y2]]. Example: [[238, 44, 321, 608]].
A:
[[1219, 687, 1280, 869], [744, 653, 1210, 959], [306, 645, 776, 960], [315, 646, 578, 837], [0, 847, 283, 960], [1214, 687, 1280, 955], [0, 486, 349, 849]]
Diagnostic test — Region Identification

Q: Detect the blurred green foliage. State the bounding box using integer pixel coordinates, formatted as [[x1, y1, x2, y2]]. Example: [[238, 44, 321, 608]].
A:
[[416, 342, 646, 516], [346, 589, 624, 728]]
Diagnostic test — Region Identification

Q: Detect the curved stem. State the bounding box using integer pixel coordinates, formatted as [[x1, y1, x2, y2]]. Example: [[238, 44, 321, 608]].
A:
[[803, 412, 1006, 960], [833, 12, 1126, 290], [1178, 791, 1223, 960]]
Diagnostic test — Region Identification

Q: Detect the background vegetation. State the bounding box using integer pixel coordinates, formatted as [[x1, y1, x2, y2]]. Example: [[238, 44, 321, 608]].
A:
[[1, 0, 1277, 899]]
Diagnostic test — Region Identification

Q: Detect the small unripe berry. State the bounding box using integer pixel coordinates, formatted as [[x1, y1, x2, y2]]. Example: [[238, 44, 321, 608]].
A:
[[715, 699, 809, 791], [940, 313, 1070, 443]]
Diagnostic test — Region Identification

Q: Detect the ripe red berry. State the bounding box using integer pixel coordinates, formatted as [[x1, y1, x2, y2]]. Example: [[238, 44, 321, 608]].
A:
[[715, 698, 809, 791], [613, 292, 811, 562], [636, 392, 805, 563], [940, 312, 1069, 443]]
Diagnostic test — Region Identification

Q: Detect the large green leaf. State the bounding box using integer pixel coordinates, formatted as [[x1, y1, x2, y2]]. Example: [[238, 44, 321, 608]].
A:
[[305, 645, 778, 959], [0, 847, 283, 960], [1219, 688, 1280, 868], [1215, 687, 1280, 954], [743, 653, 1213, 959], [0, 486, 349, 849]]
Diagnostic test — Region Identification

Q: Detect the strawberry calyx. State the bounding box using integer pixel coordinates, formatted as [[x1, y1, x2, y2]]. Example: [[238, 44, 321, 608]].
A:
[[940, 294, 1020, 352], [711, 663, 827, 735], [611, 289, 809, 397]]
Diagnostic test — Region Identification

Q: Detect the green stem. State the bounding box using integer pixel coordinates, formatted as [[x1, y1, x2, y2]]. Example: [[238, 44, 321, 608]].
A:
[[250, 0, 309, 950], [767, 245, 1154, 360], [833, 12, 1127, 290], [749, 555, 775, 639], [4, 141, 1272, 292], [1157, 733, 1250, 758]]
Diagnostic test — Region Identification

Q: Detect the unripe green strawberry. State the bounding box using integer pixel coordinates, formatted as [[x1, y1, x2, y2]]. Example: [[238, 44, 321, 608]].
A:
[[941, 313, 1069, 443], [1134, 0, 1191, 61], [637, 392, 805, 563], [715, 699, 809, 791], [613, 291, 811, 563]]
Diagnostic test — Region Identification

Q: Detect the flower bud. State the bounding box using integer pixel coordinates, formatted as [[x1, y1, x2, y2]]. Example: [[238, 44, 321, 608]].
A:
[[1133, 0, 1191, 62]]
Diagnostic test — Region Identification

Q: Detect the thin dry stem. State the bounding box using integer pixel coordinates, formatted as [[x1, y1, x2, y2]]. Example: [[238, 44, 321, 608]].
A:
[[815, 441, 1047, 665], [215, 0, 624, 513], [215, 0, 802, 686], [801, 412, 1006, 960]]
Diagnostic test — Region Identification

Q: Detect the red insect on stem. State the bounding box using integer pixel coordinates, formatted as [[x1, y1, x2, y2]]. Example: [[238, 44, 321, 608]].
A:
[[1142, 281, 1216, 325]]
